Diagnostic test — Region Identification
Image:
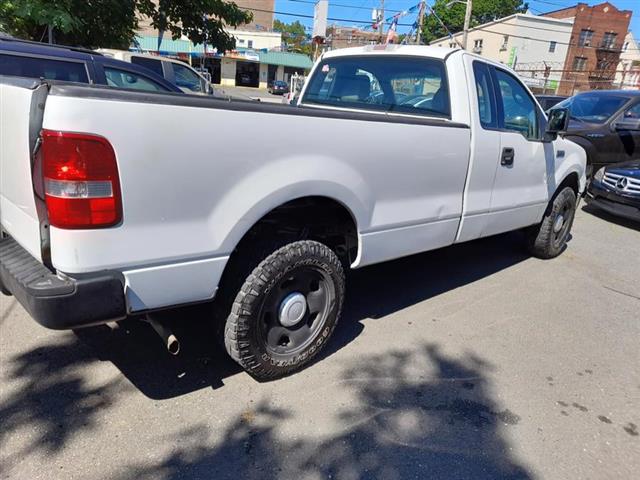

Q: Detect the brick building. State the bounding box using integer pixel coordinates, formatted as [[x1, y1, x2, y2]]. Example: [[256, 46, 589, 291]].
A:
[[326, 26, 382, 51], [234, 0, 274, 31], [137, 0, 274, 35], [544, 2, 632, 95]]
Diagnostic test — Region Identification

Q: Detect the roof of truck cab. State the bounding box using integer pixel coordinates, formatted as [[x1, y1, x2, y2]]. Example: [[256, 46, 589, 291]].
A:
[[322, 45, 460, 61]]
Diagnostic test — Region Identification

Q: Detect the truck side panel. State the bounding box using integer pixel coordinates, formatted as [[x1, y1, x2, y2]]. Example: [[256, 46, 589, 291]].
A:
[[42, 91, 471, 311]]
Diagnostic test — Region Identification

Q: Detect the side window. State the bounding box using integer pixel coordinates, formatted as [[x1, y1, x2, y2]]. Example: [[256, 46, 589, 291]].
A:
[[104, 67, 167, 92], [302, 56, 450, 118], [130, 56, 164, 77], [0, 53, 88, 83], [472, 61, 497, 128], [172, 63, 203, 92], [493, 68, 538, 139], [624, 103, 640, 119]]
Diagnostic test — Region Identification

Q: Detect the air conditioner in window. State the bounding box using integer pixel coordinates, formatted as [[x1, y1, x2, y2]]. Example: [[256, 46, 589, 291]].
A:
[[473, 46, 482, 53]]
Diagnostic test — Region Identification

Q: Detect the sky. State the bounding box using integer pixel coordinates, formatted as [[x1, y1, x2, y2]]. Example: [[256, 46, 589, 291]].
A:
[[273, 0, 640, 40]]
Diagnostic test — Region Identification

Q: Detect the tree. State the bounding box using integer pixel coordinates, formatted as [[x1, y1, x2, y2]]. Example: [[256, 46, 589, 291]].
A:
[[421, 0, 528, 44], [0, 0, 253, 51], [273, 19, 312, 57]]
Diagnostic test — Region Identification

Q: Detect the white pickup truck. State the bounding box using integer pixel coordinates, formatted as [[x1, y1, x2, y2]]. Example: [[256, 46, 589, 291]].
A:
[[0, 45, 585, 380]]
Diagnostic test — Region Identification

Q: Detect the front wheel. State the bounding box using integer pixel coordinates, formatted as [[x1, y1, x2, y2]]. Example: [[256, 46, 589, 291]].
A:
[[525, 186, 577, 259], [224, 240, 345, 380]]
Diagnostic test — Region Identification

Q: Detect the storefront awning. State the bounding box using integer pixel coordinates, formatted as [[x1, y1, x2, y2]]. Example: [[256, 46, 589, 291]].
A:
[[132, 35, 312, 69]]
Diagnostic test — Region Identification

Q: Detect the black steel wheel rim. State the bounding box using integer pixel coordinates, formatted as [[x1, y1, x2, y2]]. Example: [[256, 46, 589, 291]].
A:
[[258, 266, 333, 357], [553, 201, 572, 248]]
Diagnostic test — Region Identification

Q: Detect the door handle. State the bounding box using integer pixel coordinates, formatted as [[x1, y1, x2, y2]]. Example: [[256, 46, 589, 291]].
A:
[[501, 147, 514, 166]]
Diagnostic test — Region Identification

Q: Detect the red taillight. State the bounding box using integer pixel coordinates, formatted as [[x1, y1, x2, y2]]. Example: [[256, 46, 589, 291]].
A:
[[41, 130, 122, 229]]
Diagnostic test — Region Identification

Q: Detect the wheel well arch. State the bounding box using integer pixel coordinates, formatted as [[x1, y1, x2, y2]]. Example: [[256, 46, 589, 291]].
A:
[[557, 171, 580, 196], [213, 196, 359, 319], [226, 195, 359, 269]]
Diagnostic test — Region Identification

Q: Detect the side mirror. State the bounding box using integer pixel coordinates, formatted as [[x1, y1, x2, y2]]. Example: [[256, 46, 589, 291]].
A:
[[614, 118, 640, 131], [544, 107, 570, 142]]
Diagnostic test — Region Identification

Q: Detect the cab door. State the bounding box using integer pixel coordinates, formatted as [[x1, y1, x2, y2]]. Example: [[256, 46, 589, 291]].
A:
[[482, 66, 550, 236]]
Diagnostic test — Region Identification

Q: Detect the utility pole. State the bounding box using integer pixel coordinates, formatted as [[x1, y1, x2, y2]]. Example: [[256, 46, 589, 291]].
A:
[[47, 24, 53, 44], [461, 0, 472, 50], [379, 0, 385, 44], [416, 1, 425, 45]]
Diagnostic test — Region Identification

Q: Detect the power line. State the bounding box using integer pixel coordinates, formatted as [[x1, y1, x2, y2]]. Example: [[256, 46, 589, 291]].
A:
[[246, 5, 415, 27], [528, 0, 576, 8], [285, 0, 404, 14]]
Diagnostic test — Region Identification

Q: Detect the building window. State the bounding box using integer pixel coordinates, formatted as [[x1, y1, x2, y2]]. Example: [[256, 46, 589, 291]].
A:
[[473, 39, 483, 52], [573, 56, 587, 71], [247, 40, 253, 48], [578, 29, 593, 47], [238, 38, 245, 44], [623, 41, 629, 51], [601, 32, 617, 49], [449, 42, 457, 48], [500, 35, 509, 51], [549, 41, 557, 53], [596, 59, 610, 71]]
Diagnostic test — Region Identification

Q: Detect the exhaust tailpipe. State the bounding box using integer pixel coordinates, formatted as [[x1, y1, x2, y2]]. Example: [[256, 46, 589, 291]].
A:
[[145, 315, 180, 355]]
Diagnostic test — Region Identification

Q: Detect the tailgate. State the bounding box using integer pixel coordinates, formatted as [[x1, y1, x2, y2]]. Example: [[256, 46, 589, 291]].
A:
[[0, 78, 47, 261]]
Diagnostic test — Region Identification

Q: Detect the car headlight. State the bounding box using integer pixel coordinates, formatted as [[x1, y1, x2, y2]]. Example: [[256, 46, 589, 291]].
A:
[[594, 167, 605, 182]]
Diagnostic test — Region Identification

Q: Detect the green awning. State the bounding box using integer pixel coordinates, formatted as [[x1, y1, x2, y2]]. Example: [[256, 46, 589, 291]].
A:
[[257, 51, 313, 69], [133, 35, 208, 55], [132, 35, 312, 69]]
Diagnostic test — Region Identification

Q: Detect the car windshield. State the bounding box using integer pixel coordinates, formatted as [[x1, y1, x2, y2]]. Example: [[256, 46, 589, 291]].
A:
[[556, 95, 628, 123]]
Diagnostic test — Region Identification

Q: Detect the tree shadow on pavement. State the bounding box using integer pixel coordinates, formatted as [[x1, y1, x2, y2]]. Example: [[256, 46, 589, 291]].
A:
[[113, 344, 533, 480], [0, 335, 126, 464]]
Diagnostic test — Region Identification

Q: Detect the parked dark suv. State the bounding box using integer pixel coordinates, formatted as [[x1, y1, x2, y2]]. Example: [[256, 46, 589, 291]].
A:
[[0, 37, 181, 93], [553, 90, 640, 176], [536, 94, 568, 111]]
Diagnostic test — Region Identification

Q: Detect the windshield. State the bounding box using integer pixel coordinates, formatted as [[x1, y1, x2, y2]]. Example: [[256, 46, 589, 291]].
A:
[[556, 95, 628, 124]]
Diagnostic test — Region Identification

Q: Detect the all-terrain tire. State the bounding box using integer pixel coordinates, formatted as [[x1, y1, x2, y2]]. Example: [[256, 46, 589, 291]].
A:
[[224, 240, 345, 381], [525, 186, 577, 259]]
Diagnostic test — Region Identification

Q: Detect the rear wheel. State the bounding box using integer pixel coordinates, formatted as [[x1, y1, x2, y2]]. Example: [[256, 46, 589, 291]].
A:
[[525, 186, 577, 259], [224, 240, 345, 380]]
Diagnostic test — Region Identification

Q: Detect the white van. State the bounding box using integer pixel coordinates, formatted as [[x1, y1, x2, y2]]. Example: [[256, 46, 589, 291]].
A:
[[96, 49, 213, 95]]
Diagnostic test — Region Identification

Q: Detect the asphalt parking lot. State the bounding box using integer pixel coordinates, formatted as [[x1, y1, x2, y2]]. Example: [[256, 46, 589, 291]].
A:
[[215, 85, 287, 103], [0, 205, 638, 480]]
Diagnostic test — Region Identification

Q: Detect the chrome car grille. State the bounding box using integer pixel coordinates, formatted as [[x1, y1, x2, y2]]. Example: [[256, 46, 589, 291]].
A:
[[602, 172, 640, 196]]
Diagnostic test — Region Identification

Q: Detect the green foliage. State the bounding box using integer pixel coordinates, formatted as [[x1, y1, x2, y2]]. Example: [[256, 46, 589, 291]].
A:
[[0, 0, 253, 50], [421, 0, 528, 44], [273, 19, 312, 57]]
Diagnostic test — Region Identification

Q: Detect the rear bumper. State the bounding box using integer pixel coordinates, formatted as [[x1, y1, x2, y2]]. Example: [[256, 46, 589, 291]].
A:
[[0, 236, 127, 329]]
